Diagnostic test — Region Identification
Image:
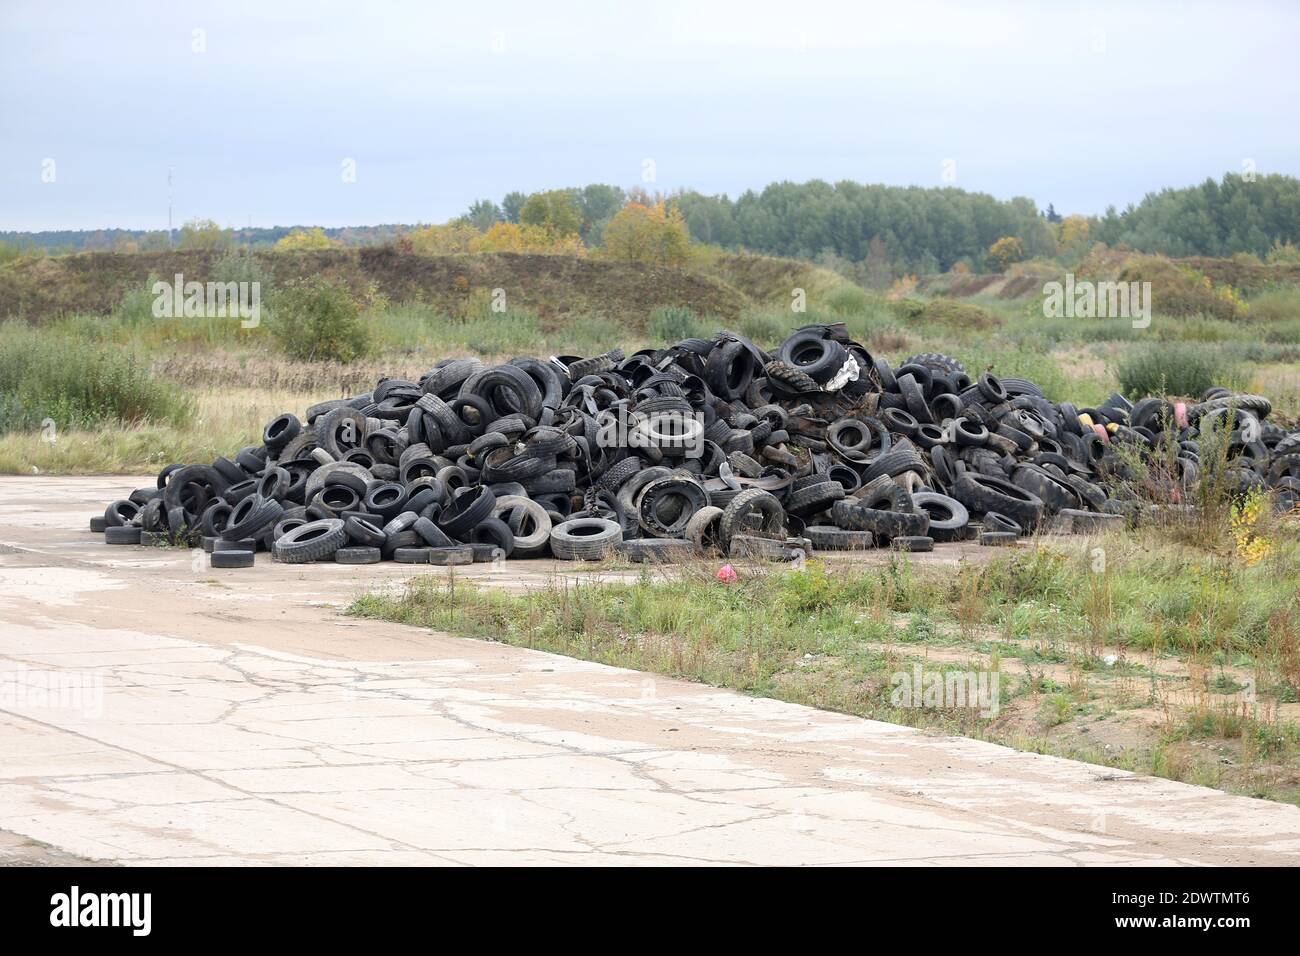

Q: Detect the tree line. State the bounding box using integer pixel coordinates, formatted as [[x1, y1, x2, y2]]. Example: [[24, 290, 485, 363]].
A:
[[5, 173, 1298, 276]]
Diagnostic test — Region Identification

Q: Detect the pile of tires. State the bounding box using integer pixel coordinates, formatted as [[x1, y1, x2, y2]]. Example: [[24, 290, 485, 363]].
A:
[[91, 323, 1300, 566]]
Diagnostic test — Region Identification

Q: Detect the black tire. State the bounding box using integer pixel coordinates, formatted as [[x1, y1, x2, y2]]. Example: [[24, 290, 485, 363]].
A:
[[979, 531, 1019, 547], [1011, 464, 1077, 515], [200, 502, 233, 537], [982, 512, 1023, 536], [804, 525, 876, 550], [214, 537, 257, 552], [953, 473, 1044, 530], [336, 546, 381, 564], [831, 497, 929, 538], [344, 516, 387, 548], [413, 515, 455, 548], [763, 360, 819, 395], [550, 517, 622, 560], [786, 479, 845, 517], [363, 482, 409, 519], [89, 516, 107, 533], [103, 499, 140, 527], [728, 534, 795, 561], [718, 489, 785, 550], [105, 526, 142, 545], [393, 547, 429, 564], [493, 495, 552, 554], [273, 519, 347, 563], [223, 495, 284, 541], [684, 505, 724, 551], [705, 338, 757, 400], [901, 352, 965, 375], [211, 549, 255, 568], [460, 364, 544, 419], [911, 492, 969, 542], [897, 373, 934, 425], [891, 535, 933, 552], [318, 405, 367, 459], [776, 330, 847, 385], [221, 478, 259, 506], [638, 476, 708, 536], [270, 518, 308, 545], [469, 516, 515, 556], [861, 447, 926, 485], [620, 538, 698, 563], [427, 546, 475, 566], [263, 413, 301, 451], [437, 486, 496, 538], [597, 455, 643, 493]]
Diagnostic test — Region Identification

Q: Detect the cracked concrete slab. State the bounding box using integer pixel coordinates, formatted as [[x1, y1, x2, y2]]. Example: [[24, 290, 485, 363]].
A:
[[2, 475, 1300, 866]]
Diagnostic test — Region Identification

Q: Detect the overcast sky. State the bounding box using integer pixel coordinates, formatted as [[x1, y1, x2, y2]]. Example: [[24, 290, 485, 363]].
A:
[[2, 0, 1297, 231]]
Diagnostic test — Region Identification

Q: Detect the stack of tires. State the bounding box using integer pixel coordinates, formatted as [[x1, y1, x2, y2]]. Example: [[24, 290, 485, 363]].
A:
[[92, 323, 1300, 566]]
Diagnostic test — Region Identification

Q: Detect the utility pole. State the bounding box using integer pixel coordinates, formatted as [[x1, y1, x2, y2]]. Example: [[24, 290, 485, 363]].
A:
[[168, 167, 174, 249]]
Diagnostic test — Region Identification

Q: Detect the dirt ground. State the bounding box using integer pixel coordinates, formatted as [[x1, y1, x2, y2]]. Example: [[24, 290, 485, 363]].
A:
[[3, 475, 1300, 866]]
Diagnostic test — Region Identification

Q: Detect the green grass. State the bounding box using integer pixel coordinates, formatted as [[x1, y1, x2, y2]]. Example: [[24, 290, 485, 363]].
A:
[[1114, 342, 1245, 400], [351, 529, 1300, 700], [0, 321, 194, 433]]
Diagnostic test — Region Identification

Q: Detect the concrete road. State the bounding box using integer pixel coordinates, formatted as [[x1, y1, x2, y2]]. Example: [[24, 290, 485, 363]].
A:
[[2, 475, 1299, 866]]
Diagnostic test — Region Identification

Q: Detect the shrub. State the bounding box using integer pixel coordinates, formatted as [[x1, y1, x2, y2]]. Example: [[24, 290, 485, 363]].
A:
[[1119, 256, 1244, 320], [647, 306, 709, 342], [1244, 286, 1300, 324], [1114, 344, 1241, 400], [269, 279, 370, 363], [891, 297, 1001, 331], [0, 322, 193, 432], [825, 283, 870, 315], [737, 309, 790, 347]]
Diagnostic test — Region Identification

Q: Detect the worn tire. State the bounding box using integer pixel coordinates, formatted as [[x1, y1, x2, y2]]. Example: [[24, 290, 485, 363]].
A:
[[550, 517, 622, 561], [273, 519, 347, 563]]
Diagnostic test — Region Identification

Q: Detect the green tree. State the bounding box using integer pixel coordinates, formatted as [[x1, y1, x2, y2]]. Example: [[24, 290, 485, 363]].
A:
[[520, 189, 583, 237], [501, 191, 528, 224], [178, 218, 232, 251], [466, 199, 503, 231]]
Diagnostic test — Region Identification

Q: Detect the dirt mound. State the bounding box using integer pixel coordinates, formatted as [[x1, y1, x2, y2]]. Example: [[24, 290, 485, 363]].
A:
[[0, 248, 749, 325]]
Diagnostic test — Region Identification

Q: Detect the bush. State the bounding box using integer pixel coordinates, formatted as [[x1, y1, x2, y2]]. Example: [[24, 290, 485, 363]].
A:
[[825, 283, 870, 315], [647, 306, 709, 342], [1119, 256, 1244, 320], [269, 279, 370, 363], [0, 322, 193, 432], [1115, 344, 1241, 400], [1244, 286, 1300, 324], [890, 297, 1001, 331]]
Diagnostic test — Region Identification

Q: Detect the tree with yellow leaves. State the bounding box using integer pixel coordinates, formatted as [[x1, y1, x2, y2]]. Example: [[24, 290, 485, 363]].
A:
[[274, 227, 339, 251], [601, 202, 691, 267], [986, 236, 1025, 272], [407, 222, 479, 255], [472, 222, 585, 256]]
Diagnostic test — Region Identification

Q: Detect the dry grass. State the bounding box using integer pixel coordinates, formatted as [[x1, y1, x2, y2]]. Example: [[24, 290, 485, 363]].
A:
[[0, 386, 324, 474]]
